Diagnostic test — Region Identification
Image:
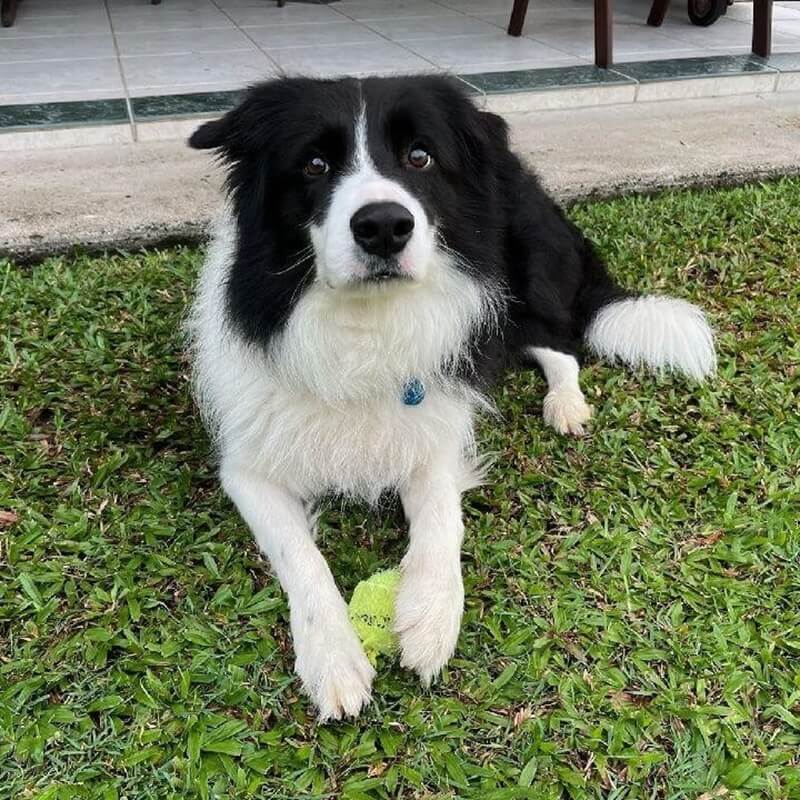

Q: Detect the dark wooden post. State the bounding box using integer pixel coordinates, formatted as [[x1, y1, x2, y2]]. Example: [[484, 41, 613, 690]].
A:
[[507, 0, 530, 37], [647, 0, 670, 27], [752, 0, 773, 57], [594, 0, 613, 68], [1, 0, 19, 28]]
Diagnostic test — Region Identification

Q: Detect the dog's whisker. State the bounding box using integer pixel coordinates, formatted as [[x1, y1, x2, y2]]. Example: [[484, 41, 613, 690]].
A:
[[286, 263, 316, 305], [270, 247, 314, 276]]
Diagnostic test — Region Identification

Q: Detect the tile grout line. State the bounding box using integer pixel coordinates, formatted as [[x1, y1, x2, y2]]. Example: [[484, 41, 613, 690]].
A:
[[324, 2, 444, 73], [102, 0, 137, 141], [207, 0, 282, 74]]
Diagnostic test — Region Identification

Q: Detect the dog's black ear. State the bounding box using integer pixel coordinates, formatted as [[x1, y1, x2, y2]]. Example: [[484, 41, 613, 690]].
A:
[[187, 80, 287, 155], [188, 117, 230, 150], [480, 111, 510, 151]]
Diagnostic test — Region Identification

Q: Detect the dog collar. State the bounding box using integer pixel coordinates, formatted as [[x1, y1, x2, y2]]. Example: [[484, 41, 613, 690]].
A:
[[402, 378, 425, 406]]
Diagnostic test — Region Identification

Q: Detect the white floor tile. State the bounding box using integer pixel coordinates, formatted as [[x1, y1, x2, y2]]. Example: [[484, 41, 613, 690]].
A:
[[244, 21, 385, 49], [335, 0, 458, 22], [726, 3, 800, 21], [402, 32, 580, 69], [612, 47, 716, 62], [0, 34, 115, 63], [265, 40, 435, 76], [660, 16, 800, 50], [471, 13, 513, 30], [767, 18, 800, 37], [366, 14, 497, 40], [223, 5, 346, 26], [0, 14, 112, 38], [15, 0, 106, 18], [459, 55, 589, 73], [524, 19, 710, 59], [472, 7, 642, 34], [108, 0, 217, 9], [108, 8, 235, 33], [773, 39, 800, 52], [0, 58, 124, 101], [116, 28, 257, 56], [121, 50, 276, 95], [435, 0, 529, 13]]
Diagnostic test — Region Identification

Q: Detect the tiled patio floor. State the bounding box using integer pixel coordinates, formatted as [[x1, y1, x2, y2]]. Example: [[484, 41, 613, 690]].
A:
[[1, 0, 800, 104]]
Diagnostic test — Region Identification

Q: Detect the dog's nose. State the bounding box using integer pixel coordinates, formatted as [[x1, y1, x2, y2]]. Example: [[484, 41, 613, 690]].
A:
[[350, 202, 414, 258]]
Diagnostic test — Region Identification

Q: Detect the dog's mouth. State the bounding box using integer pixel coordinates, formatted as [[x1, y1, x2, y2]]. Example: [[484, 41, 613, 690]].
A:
[[364, 268, 411, 283], [357, 257, 413, 285]]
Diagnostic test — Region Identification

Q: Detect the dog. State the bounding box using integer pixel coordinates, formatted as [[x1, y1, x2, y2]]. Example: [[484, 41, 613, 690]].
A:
[[186, 75, 715, 721]]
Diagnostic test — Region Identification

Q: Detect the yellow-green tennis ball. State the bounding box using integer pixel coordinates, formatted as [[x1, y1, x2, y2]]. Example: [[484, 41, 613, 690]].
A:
[[348, 569, 401, 666]]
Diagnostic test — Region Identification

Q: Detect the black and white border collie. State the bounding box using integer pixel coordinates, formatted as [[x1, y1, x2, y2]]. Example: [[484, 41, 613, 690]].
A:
[[187, 75, 715, 721]]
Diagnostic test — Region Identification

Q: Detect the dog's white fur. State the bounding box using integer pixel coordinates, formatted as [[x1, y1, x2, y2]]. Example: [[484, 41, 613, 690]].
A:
[[187, 108, 504, 718], [585, 295, 716, 380], [187, 201, 501, 718], [528, 347, 593, 436], [189, 213, 500, 501]]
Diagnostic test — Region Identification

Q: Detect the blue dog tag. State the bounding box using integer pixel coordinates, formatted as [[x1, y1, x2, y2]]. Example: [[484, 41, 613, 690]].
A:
[[402, 378, 425, 406]]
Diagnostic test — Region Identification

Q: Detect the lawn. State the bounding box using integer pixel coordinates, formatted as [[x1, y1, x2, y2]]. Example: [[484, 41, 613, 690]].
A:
[[1, 179, 799, 800]]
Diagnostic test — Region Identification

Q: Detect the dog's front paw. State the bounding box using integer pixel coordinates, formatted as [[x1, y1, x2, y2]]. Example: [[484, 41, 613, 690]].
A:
[[543, 388, 593, 436], [294, 612, 375, 722], [395, 565, 464, 685]]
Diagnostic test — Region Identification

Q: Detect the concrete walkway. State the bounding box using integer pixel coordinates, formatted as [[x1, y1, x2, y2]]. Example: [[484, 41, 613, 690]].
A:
[[3, 89, 800, 263]]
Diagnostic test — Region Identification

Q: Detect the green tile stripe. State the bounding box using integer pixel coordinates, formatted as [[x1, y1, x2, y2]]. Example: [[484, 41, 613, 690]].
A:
[[615, 54, 777, 83], [459, 64, 634, 95], [0, 98, 128, 131], [0, 53, 798, 132], [752, 52, 800, 72], [131, 90, 243, 121]]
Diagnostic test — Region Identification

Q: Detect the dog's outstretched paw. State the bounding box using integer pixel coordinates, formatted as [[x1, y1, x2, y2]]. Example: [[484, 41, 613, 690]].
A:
[[395, 567, 464, 685], [294, 614, 375, 722], [543, 389, 593, 436]]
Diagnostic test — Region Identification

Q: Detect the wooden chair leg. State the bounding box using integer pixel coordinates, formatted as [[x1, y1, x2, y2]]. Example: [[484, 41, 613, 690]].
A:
[[2, 0, 19, 28], [647, 0, 670, 27], [594, 0, 612, 68], [507, 0, 530, 37], [752, 0, 773, 57]]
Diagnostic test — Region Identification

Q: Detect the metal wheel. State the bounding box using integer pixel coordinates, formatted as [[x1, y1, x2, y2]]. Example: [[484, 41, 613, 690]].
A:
[[688, 0, 727, 26]]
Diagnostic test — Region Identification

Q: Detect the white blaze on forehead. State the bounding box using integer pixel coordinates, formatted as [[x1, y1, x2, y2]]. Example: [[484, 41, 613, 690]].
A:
[[310, 98, 435, 288], [353, 102, 371, 173]]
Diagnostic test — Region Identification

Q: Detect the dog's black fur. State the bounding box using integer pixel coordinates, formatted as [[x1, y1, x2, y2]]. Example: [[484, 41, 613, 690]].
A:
[[190, 75, 624, 389]]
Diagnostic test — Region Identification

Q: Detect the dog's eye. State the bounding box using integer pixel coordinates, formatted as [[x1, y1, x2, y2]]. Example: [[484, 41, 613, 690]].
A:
[[407, 147, 432, 170], [303, 156, 329, 177]]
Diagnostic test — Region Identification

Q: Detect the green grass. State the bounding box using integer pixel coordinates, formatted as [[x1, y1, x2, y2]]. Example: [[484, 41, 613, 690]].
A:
[[2, 178, 799, 800]]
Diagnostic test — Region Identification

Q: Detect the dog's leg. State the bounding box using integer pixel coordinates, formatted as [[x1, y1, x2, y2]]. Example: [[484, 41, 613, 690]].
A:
[[396, 455, 465, 684], [527, 346, 593, 436], [221, 464, 374, 721]]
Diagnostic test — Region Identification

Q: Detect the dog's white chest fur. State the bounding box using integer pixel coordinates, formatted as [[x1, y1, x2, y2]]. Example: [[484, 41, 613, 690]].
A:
[[240, 382, 477, 500], [188, 215, 494, 501]]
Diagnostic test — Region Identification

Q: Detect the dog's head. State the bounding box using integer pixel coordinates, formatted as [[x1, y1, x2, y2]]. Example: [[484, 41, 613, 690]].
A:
[[190, 75, 509, 343]]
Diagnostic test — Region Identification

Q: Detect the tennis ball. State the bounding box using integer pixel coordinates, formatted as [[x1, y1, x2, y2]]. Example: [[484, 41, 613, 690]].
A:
[[348, 569, 401, 666]]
